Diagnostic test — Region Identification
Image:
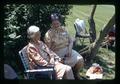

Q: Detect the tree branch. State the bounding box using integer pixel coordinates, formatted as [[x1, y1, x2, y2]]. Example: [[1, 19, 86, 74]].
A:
[[79, 14, 115, 63]]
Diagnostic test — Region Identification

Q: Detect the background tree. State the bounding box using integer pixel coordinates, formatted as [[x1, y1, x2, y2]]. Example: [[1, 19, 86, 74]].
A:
[[4, 4, 72, 77], [88, 5, 97, 43], [79, 14, 115, 65]]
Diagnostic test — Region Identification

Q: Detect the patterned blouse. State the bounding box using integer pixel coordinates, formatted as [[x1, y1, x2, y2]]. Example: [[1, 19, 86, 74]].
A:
[[26, 41, 60, 69], [44, 26, 70, 52]]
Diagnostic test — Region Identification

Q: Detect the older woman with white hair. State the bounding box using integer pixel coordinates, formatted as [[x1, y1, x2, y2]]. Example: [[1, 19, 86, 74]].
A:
[[26, 25, 74, 79]]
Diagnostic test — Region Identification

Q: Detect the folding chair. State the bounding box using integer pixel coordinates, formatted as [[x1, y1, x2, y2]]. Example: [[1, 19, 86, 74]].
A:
[[19, 46, 56, 79], [74, 18, 90, 46]]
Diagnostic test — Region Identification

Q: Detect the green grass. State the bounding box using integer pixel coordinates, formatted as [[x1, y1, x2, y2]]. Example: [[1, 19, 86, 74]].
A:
[[65, 5, 115, 79], [65, 5, 115, 37]]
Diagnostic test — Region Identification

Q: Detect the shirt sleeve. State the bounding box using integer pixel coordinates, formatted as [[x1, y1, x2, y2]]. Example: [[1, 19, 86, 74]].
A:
[[43, 42, 61, 61], [27, 46, 48, 66], [62, 26, 72, 43], [44, 31, 52, 48]]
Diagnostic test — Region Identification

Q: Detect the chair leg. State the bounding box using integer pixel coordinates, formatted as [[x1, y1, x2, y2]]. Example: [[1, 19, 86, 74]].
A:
[[74, 37, 77, 46], [82, 38, 85, 46], [106, 44, 108, 51], [79, 38, 82, 46], [79, 38, 84, 46], [49, 72, 53, 80], [78, 37, 90, 46]]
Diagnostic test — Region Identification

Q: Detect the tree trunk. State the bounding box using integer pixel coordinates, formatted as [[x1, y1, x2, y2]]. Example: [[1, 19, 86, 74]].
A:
[[90, 14, 115, 58], [80, 14, 115, 64], [88, 5, 97, 43]]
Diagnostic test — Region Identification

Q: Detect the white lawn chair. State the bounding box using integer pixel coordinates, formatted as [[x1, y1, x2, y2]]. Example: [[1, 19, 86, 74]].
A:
[[74, 18, 90, 46]]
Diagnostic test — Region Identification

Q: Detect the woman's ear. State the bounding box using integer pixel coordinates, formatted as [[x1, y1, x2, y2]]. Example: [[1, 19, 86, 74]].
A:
[[27, 35, 30, 39], [51, 24, 53, 28]]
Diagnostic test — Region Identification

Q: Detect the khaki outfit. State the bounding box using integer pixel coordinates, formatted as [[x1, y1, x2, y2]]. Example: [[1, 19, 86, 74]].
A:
[[26, 41, 74, 79], [44, 26, 84, 67]]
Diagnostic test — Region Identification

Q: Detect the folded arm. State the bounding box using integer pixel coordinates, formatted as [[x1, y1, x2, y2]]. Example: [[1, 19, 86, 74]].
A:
[[43, 43, 62, 62], [27, 47, 48, 66]]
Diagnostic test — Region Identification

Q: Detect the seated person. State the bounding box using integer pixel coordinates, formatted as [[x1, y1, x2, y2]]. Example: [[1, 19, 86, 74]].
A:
[[4, 64, 18, 79], [104, 25, 115, 46], [44, 17, 84, 79], [26, 25, 74, 79]]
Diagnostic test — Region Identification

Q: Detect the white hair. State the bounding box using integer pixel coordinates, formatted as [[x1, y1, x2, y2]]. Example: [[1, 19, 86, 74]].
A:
[[27, 25, 40, 39]]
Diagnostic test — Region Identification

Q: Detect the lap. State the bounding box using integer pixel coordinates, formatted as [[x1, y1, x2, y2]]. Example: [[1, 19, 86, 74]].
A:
[[55, 48, 84, 67], [54, 62, 71, 79], [64, 49, 83, 67]]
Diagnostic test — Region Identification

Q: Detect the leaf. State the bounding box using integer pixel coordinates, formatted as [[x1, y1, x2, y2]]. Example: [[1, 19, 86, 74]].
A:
[[8, 32, 16, 38]]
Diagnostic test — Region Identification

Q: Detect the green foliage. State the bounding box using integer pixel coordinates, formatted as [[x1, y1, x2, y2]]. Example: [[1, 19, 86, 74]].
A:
[[4, 4, 72, 77]]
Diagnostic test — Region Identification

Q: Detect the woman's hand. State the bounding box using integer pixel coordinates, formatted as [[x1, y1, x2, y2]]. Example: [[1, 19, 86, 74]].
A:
[[49, 53, 55, 58], [59, 59, 64, 64], [49, 57, 55, 65]]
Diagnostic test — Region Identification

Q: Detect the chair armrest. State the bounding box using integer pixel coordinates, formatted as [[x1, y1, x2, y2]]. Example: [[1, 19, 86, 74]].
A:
[[36, 64, 54, 68], [25, 68, 54, 73], [46, 64, 54, 68]]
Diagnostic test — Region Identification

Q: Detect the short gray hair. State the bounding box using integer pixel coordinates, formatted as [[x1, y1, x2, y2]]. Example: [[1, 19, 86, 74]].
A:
[[27, 25, 40, 39]]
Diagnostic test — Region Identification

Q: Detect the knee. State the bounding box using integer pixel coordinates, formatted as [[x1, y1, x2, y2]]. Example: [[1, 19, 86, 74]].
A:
[[76, 53, 84, 64], [80, 57, 84, 64], [77, 57, 84, 66]]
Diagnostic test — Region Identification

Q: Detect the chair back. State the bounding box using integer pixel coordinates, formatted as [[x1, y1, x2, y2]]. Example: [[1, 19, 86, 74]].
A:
[[19, 46, 30, 71], [74, 18, 86, 35]]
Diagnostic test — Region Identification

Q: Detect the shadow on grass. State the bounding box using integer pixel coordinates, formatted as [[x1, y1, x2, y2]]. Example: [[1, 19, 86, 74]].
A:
[[109, 46, 115, 52], [102, 45, 115, 52], [73, 44, 88, 51]]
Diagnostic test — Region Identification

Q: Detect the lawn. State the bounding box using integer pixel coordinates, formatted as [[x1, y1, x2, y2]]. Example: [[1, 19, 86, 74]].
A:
[[65, 5, 115, 79]]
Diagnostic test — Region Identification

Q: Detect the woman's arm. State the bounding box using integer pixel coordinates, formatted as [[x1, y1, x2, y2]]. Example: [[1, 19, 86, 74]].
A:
[[66, 34, 76, 57], [44, 31, 52, 49], [43, 43, 62, 63], [27, 46, 48, 66], [66, 37, 73, 57], [44, 43, 61, 58], [44, 31, 57, 51]]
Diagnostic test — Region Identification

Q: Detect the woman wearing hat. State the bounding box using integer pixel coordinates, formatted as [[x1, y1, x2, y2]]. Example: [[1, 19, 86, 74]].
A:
[[44, 15, 84, 79], [26, 25, 74, 79]]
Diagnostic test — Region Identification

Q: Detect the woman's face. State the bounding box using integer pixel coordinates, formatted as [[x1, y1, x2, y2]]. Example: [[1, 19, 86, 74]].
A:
[[52, 20, 61, 28], [33, 31, 41, 41]]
